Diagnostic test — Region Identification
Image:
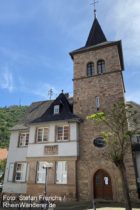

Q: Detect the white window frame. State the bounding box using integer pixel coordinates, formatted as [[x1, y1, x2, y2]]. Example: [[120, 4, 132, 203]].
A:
[[36, 162, 46, 184], [56, 161, 67, 184], [54, 105, 60, 114], [57, 126, 69, 141], [37, 127, 49, 142], [19, 132, 29, 147], [15, 162, 27, 182], [95, 96, 100, 109]]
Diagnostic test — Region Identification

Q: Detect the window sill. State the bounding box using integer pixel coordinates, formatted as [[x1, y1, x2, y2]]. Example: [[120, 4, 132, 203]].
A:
[[56, 183, 67, 185], [56, 140, 69, 142], [14, 181, 26, 183], [36, 141, 49, 144], [36, 182, 45, 185], [17, 146, 28, 148]]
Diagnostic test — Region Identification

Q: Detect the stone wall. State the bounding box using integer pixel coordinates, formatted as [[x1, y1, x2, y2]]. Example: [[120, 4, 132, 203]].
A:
[[26, 157, 76, 199], [72, 44, 138, 201]]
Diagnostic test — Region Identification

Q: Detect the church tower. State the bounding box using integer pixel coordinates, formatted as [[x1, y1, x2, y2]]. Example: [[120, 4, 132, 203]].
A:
[[70, 16, 137, 201]]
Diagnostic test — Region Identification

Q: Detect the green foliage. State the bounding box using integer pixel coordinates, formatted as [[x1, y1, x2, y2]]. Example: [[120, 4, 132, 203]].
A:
[[87, 112, 105, 121], [87, 101, 138, 166], [0, 159, 6, 171], [0, 105, 28, 148], [0, 159, 7, 182]]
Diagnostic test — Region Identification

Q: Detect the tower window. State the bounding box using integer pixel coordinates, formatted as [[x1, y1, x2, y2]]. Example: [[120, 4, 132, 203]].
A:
[[96, 96, 100, 110], [87, 62, 94, 77], [97, 60, 105, 74]]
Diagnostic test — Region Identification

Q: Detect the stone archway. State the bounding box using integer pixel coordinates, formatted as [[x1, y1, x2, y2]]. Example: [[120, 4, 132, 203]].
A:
[[94, 169, 113, 200]]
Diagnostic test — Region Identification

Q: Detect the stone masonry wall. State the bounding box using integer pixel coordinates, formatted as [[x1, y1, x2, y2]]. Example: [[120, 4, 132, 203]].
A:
[[73, 44, 138, 201], [26, 157, 76, 199]]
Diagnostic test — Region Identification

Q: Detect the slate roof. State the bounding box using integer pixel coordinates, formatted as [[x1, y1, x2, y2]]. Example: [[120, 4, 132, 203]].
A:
[[11, 94, 80, 131], [70, 17, 124, 71], [32, 93, 80, 124], [85, 17, 107, 47]]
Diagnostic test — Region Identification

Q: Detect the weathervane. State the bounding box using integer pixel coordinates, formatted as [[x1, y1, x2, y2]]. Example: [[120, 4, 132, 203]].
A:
[[48, 89, 53, 100], [91, 0, 98, 19]]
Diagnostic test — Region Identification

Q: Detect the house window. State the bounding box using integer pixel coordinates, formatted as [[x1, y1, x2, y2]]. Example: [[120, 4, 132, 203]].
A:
[[136, 136, 140, 143], [97, 59, 105, 74], [56, 161, 67, 184], [15, 163, 27, 182], [19, 132, 29, 147], [54, 105, 60, 114], [95, 96, 100, 109], [37, 127, 49, 142], [87, 62, 94, 77], [57, 126, 69, 141], [36, 162, 46, 184]]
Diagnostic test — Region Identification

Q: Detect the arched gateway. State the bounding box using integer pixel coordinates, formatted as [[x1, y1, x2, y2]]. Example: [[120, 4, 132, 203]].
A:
[[94, 169, 113, 200]]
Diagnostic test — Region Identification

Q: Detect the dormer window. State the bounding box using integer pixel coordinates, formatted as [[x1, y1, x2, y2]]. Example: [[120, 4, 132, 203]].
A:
[[54, 105, 60, 114], [97, 59, 105, 74], [87, 62, 94, 77]]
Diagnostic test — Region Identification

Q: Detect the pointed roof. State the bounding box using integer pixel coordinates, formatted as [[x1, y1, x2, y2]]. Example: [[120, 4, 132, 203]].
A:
[[85, 17, 107, 47], [31, 93, 80, 123]]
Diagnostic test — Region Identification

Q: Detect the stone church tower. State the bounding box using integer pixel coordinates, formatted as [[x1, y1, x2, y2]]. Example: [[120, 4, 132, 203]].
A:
[[70, 17, 138, 201]]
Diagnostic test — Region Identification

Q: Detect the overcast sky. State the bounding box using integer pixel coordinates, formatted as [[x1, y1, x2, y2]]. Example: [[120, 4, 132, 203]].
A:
[[0, 0, 139, 107]]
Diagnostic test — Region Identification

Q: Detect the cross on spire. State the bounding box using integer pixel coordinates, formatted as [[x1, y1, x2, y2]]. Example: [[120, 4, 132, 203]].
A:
[[91, 0, 98, 19]]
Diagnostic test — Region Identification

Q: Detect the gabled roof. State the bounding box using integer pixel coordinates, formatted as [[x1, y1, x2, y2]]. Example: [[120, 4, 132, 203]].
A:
[[31, 93, 80, 124], [85, 17, 107, 47], [69, 17, 124, 71], [10, 100, 53, 130], [11, 94, 80, 130]]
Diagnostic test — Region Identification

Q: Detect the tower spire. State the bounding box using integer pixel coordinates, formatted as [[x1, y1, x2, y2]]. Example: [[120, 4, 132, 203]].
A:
[[91, 0, 98, 19]]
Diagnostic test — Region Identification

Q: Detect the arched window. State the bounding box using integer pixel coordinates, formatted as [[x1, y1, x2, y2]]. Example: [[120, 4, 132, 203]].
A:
[[87, 62, 94, 77], [97, 59, 105, 74]]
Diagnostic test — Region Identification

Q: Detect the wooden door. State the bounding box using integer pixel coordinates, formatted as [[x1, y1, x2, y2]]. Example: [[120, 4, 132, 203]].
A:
[[94, 169, 113, 200]]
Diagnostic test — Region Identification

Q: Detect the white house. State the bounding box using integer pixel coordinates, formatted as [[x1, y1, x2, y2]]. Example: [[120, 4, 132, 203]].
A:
[[3, 93, 80, 198]]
